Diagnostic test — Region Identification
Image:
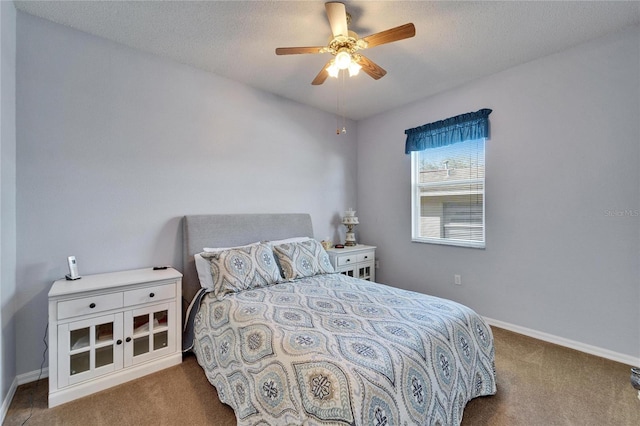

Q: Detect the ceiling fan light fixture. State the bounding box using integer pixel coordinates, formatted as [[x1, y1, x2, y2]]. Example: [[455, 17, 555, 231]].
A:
[[335, 49, 352, 70], [276, 3, 414, 86], [348, 60, 361, 77], [327, 61, 340, 78]]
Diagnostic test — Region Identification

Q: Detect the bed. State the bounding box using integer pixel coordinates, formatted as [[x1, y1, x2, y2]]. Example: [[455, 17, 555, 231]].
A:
[[182, 214, 496, 425]]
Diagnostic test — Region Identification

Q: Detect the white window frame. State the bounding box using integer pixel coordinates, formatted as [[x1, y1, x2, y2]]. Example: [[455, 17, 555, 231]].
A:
[[410, 139, 486, 249]]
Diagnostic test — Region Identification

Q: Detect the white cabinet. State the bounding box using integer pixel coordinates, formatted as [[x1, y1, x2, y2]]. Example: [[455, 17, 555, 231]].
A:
[[326, 245, 376, 282], [48, 268, 182, 407]]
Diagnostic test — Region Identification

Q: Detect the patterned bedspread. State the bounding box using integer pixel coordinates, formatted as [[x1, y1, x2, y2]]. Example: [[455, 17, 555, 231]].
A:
[[192, 273, 496, 425]]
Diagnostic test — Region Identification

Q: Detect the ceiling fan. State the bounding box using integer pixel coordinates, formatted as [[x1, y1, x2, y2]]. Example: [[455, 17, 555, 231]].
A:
[[275, 2, 416, 85]]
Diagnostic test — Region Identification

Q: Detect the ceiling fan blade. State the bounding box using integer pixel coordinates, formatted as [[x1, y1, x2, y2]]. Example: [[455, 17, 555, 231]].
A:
[[276, 46, 325, 55], [325, 2, 349, 37], [311, 60, 333, 85], [355, 55, 387, 80], [362, 23, 416, 48]]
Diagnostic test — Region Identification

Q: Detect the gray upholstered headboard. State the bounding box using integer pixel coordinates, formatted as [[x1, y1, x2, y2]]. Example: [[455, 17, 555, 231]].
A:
[[181, 213, 314, 312]]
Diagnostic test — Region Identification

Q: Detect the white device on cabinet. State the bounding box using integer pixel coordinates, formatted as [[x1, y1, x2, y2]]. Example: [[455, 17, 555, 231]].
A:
[[66, 256, 81, 280]]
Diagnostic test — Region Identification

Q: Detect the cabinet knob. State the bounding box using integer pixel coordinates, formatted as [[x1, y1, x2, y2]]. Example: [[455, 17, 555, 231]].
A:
[[116, 339, 122, 345], [363, 255, 368, 259], [125, 337, 132, 343], [149, 292, 155, 298], [89, 303, 96, 309], [346, 259, 351, 262]]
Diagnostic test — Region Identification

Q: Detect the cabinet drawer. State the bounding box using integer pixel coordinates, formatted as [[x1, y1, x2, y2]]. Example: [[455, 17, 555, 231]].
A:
[[124, 283, 175, 306], [357, 252, 374, 263], [58, 293, 123, 320], [336, 255, 356, 267]]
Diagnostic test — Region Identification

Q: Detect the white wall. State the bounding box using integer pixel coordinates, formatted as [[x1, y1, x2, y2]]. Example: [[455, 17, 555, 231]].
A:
[[15, 12, 357, 375], [0, 0, 17, 409], [357, 25, 640, 360]]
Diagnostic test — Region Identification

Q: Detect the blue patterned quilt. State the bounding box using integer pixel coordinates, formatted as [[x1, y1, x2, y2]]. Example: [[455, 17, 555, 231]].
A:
[[192, 273, 496, 425]]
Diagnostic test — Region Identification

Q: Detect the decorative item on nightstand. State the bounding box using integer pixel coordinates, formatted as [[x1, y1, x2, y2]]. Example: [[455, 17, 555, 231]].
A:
[[342, 208, 359, 246]]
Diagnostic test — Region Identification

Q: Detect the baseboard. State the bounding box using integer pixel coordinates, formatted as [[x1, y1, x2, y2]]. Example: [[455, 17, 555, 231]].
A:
[[0, 367, 49, 424], [0, 376, 18, 424], [484, 317, 640, 367], [16, 367, 48, 385]]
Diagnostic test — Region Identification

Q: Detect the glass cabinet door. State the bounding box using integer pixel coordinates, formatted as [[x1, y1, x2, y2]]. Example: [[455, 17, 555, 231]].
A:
[[339, 267, 356, 278], [124, 302, 175, 366], [58, 313, 124, 387], [358, 263, 373, 281]]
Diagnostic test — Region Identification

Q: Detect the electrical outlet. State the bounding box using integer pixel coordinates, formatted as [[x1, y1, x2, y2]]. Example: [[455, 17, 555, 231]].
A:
[[454, 274, 462, 285], [375, 260, 379, 269]]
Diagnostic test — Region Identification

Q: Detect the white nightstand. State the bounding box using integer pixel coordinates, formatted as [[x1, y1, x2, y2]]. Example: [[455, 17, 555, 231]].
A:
[[48, 267, 183, 407], [326, 244, 376, 282]]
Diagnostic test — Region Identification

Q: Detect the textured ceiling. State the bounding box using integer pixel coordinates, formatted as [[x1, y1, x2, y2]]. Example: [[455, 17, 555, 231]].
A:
[[14, 1, 640, 120]]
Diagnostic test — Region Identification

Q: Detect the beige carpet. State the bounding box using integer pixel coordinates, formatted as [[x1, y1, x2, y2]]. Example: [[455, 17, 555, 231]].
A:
[[5, 327, 640, 425]]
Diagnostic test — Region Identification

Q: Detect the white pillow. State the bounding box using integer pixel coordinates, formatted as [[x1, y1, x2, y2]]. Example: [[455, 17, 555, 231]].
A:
[[195, 253, 215, 291], [265, 236, 311, 246], [202, 242, 259, 252]]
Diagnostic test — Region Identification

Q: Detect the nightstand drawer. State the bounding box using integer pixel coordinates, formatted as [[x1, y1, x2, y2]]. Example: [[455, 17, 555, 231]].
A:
[[357, 252, 373, 262], [124, 282, 175, 306], [336, 255, 356, 266], [58, 292, 123, 320]]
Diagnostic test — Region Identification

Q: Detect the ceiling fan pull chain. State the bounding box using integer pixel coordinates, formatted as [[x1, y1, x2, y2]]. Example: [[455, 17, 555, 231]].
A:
[[336, 70, 347, 135], [342, 71, 347, 134], [336, 73, 341, 134], [342, 70, 347, 133]]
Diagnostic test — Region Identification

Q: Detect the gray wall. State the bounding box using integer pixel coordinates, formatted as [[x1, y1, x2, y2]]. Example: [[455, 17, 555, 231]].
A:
[[357, 25, 640, 359], [15, 12, 357, 375], [1, 0, 17, 405], [9, 10, 640, 380]]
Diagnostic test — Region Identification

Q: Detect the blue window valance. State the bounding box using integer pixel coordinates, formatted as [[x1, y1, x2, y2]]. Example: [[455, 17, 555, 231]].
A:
[[404, 108, 492, 154]]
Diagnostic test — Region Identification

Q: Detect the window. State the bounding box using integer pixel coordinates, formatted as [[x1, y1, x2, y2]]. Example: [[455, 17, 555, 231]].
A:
[[405, 109, 491, 248], [411, 138, 485, 248]]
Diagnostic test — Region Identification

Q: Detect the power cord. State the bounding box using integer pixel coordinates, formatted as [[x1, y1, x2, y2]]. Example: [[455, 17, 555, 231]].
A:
[[20, 322, 48, 425]]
